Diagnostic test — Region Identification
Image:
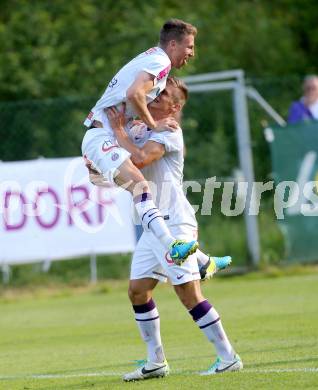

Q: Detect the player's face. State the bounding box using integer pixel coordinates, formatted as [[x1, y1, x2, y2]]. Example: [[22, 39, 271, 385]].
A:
[[149, 85, 176, 118], [170, 34, 195, 69]]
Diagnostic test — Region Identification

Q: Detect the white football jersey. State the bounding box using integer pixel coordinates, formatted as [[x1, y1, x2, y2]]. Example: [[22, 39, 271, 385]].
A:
[[84, 47, 171, 128], [127, 123, 198, 229]]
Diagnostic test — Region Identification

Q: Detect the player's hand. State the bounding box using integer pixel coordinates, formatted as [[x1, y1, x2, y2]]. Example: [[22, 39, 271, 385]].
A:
[[153, 117, 179, 132], [130, 119, 144, 127], [106, 104, 127, 132]]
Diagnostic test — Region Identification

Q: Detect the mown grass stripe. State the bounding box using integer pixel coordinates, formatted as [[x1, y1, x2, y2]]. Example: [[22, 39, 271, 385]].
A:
[[0, 367, 317, 381]]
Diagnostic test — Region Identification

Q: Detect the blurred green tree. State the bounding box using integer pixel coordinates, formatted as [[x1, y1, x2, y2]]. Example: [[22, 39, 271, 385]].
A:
[[0, 0, 315, 101]]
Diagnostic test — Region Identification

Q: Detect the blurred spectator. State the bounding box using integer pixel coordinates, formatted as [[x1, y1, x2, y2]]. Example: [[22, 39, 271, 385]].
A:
[[287, 75, 318, 124]]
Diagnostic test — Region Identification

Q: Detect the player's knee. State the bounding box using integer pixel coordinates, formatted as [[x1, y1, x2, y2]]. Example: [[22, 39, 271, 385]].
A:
[[128, 285, 137, 302], [128, 284, 147, 305], [174, 285, 189, 306], [179, 293, 194, 309], [116, 168, 149, 194], [174, 283, 204, 310]]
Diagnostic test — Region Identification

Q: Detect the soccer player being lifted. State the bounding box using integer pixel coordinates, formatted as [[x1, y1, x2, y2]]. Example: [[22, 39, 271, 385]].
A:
[[103, 76, 242, 380], [82, 19, 198, 263]]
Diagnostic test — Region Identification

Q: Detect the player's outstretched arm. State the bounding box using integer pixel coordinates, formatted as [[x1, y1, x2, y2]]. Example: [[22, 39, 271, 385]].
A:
[[126, 72, 178, 132], [126, 72, 156, 128], [135, 141, 165, 169]]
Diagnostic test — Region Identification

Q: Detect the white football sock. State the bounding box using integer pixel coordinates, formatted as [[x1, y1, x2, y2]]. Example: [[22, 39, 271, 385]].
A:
[[133, 299, 165, 364], [134, 193, 175, 249], [196, 249, 210, 266], [189, 300, 234, 361]]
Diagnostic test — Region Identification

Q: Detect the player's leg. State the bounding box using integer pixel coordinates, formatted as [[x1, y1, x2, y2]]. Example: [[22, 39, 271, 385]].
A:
[[173, 280, 243, 375], [128, 278, 158, 305], [128, 279, 166, 364], [196, 249, 232, 280], [114, 158, 175, 247], [123, 235, 169, 382], [129, 277, 162, 360], [151, 227, 242, 376], [124, 278, 169, 381]]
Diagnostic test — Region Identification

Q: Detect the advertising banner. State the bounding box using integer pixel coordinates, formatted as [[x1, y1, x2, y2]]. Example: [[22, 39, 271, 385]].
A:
[[267, 122, 318, 262], [0, 157, 136, 264]]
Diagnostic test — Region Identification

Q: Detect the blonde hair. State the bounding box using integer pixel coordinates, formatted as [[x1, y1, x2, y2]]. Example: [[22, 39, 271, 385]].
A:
[[166, 76, 188, 107]]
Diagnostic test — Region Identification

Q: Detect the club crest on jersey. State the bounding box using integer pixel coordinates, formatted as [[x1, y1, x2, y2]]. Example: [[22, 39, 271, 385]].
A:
[[111, 152, 119, 161]]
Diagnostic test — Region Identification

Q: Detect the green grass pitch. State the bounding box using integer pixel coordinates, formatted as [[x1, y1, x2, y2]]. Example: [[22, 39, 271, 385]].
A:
[[0, 272, 318, 389]]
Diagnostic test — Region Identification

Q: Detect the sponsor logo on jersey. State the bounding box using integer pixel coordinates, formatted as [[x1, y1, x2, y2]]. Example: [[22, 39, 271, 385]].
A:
[[157, 65, 171, 81], [165, 252, 174, 265], [102, 140, 118, 153]]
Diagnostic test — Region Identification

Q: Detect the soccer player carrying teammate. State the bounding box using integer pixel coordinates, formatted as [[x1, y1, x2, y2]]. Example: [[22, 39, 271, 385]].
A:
[[105, 77, 243, 380], [82, 19, 198, 263]]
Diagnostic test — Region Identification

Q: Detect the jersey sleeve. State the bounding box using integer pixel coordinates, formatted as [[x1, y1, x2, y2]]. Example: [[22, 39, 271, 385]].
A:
[[141, 54, 171, 81], [148, 128, 183, 153]]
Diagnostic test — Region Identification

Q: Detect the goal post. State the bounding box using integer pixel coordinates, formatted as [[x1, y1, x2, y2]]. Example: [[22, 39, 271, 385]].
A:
[[183, 70, 285, 266]]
